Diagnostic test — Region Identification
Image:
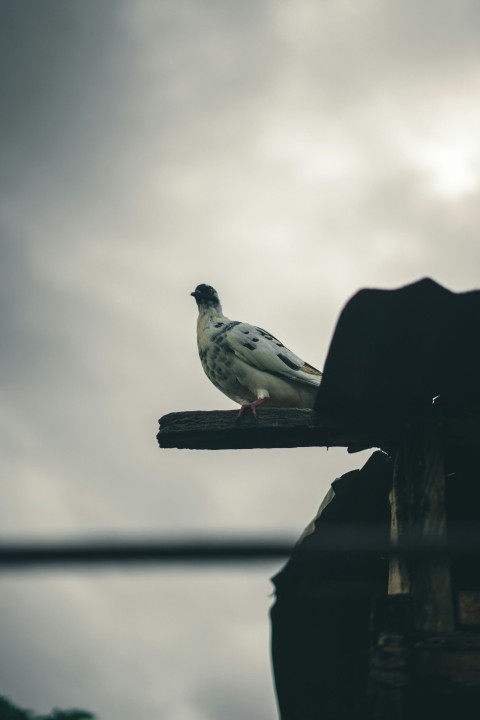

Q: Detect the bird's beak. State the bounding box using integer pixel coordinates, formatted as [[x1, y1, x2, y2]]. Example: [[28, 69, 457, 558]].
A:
[[191, 291, 200, 299]]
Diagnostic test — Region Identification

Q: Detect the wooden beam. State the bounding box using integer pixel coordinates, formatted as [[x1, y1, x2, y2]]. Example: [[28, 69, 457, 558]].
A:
[[158, 407, 480, 451], [157, 408, 395, 450], [388, 451, 412, 595], [388, 425, 455, 634], [413, 428, 455, 634]]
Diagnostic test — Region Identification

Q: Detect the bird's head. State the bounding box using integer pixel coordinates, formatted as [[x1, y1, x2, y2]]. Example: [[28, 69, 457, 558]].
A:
[[190, 284, 221, 310]]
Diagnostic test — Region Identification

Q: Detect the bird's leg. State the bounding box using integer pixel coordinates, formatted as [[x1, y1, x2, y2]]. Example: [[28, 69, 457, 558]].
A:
[[238, 397, 268, 419]]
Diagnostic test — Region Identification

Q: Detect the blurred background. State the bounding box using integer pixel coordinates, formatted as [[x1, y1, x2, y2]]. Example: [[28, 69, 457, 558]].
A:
[[2, 1, 480, 717]]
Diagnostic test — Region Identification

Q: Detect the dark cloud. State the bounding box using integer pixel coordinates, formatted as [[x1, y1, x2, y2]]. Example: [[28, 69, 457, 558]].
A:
[[2, 1, 480, 718], [0, 2, 123, 188]]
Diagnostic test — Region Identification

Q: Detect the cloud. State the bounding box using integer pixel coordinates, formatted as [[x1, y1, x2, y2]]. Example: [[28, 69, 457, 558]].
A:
[[2, 1, 480, 718]]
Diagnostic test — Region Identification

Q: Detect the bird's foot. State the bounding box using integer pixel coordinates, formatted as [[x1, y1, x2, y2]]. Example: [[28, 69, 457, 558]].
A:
[[237, 397, 268, 419]]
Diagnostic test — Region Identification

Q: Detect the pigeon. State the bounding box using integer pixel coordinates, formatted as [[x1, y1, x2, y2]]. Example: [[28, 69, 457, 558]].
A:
[[191, 283, 322, 416]]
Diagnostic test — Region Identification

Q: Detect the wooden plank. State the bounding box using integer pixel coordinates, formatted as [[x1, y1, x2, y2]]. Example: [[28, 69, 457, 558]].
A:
[[458, 592, 480, 627], [415, 428, 455, 633], [157, 407, 480, 451], [388, 451, 412, 595], [393, 426, 455, 634], [157, 408, 395, 450]]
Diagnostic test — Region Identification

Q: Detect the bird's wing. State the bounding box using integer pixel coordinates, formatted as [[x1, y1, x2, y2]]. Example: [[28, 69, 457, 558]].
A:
[[224, 322, 322, 387]]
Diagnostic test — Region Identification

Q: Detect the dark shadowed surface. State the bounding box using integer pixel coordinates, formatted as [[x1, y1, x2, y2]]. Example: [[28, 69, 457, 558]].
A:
[[316, 278, 480, 416]]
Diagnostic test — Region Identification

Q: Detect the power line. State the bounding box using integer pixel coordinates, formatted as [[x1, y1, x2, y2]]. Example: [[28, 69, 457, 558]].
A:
[[1, 525, 479, 570]]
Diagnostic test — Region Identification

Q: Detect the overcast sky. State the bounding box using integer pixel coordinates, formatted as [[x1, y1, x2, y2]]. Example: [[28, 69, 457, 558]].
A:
[[2, 1, 480, 718]]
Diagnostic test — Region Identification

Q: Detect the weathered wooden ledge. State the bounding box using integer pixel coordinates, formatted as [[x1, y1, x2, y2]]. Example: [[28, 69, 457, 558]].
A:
[[157, 407, 480, 451], [157, 408, 396, 450]]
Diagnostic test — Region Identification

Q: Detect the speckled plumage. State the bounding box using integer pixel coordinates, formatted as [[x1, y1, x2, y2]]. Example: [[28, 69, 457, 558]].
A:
[[191, 284, 322, 414]]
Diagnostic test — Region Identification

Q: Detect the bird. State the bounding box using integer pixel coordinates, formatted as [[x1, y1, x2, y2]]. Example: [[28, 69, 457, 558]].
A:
[[191, 283, 322, 417]]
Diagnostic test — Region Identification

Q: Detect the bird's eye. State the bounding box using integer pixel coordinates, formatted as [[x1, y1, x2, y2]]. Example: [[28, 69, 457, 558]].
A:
[[207, 287, 214, 294]]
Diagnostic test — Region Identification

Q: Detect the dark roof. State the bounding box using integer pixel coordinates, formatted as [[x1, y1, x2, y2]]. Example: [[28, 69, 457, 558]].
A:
[[314, 278, 480, 418]]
